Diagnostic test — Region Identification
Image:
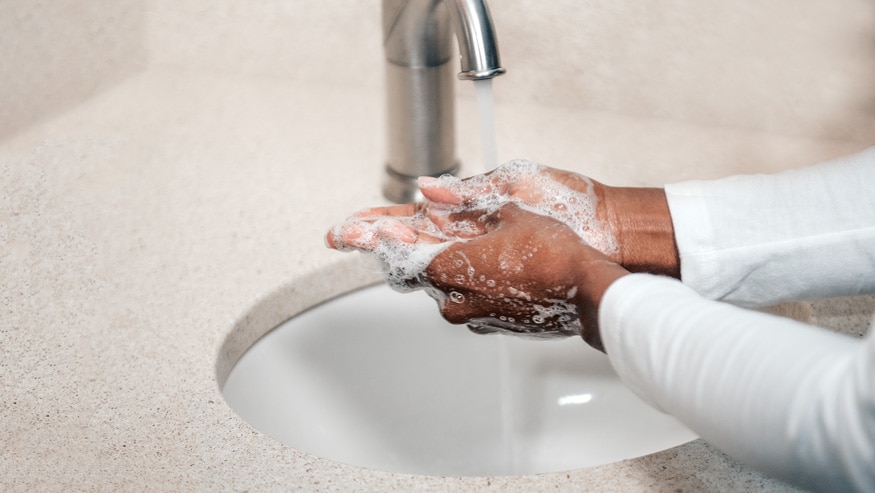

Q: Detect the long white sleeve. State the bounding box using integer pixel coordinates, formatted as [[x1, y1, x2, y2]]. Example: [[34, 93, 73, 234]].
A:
[[601, 276, 874, 492], [600, 147, 875, 492], [664, 146, 875, 306]]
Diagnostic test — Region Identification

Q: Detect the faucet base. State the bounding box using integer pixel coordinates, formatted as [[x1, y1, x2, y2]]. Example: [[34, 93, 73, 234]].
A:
[[382, 162, 460, 203]]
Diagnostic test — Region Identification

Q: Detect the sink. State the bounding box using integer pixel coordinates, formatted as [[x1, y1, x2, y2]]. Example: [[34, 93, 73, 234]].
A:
[[222, 283, 697, 476]]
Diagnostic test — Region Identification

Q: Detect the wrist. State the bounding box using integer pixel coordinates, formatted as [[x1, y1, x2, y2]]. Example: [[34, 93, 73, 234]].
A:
[[573, 259, 629, 352], [600, 185, 681, 279]]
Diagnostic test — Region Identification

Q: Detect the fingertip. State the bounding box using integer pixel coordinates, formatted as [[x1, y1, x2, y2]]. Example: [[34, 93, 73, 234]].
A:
[[417, 175, 439, 187], [335, 221, 379, 251], [324, 229, 338, 249], [325, 222, 350, 250]]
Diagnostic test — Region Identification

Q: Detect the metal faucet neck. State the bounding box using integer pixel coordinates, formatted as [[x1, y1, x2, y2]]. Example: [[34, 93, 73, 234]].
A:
[[381, 0, 505, 203]]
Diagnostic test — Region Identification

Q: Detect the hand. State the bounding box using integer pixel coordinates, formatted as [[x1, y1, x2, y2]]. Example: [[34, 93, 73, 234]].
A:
[[325, 160, 678, 349], [327, 197, 627, 349], [338, 160, 620, 258], [424, 203, 628, 349], [417, 161, 680, 277], [336, 160, 679, 278]]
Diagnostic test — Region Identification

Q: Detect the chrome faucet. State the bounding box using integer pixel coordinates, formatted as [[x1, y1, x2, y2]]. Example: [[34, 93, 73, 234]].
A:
[[382, 0, 505, 203]]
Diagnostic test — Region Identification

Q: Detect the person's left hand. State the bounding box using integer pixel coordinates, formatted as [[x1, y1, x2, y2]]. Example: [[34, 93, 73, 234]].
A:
[[423, 202, 625, 343], [330, 160, 619, 259]]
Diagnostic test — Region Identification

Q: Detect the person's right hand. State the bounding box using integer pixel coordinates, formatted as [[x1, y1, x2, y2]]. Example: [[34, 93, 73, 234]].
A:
[[423, 202, 629, 349]]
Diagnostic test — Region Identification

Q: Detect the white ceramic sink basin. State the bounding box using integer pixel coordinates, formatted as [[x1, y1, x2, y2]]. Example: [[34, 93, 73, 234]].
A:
[[223, 283, 697, 476]]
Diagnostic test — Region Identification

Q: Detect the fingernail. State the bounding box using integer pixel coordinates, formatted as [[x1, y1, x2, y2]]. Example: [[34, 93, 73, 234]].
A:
[[324, 226, 341, 249]]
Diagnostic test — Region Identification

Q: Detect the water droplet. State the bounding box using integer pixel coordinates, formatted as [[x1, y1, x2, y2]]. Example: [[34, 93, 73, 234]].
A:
[[486, 279, 496, 288], [449, 291, 465, 304]]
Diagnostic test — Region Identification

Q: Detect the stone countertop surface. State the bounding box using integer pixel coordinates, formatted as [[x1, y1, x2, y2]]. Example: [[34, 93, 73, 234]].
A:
[[2, 67, 872, 491]]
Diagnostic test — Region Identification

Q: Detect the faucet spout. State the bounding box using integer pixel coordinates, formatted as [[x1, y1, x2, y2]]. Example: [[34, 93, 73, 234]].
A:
[[445, 0, 505, 81], [382, 0, 505, 203]]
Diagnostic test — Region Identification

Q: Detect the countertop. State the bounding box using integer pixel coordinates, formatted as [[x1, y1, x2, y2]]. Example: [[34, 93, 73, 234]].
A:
[[2, 67, 872, 491]]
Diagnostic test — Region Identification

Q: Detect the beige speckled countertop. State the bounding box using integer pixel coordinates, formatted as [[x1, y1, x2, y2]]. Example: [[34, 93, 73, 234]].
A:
[[2, 66, 872, 491], [3, 1, 875, 489]]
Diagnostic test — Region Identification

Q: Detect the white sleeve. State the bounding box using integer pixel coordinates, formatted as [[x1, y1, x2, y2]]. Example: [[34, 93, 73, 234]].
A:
[[600, 274, 875, 493], [664, 146, 875, 307], [599, 148, 875, 491]]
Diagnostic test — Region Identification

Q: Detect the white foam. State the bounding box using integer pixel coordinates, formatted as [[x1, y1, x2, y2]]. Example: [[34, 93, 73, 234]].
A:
[[374, 236, 450, 292], [428, 160, 618, 256], [329, 213, 452, 292]]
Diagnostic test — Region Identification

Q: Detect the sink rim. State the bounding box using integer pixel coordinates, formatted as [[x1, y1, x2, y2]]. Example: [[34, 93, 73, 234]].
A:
[[217, 257, 698, 477], [216, 256, 381, 388]]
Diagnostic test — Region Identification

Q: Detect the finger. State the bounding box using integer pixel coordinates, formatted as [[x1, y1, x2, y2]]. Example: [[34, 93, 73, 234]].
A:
[[418, 176, 464, 205], [375, 220, 418, 244], [352, 203, 420, 218], [438, 294, 480, 324], [447, 202, 531, 237], [325, 229, 339, 249], [328, 216, 450, 252], [434, 208, 493, 237], [325, 220, 377, 251], [420, 173, 499, 206], [375, 219, 447, 245], [351, 203, 466, 240], [437, 292, 521, 326]]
